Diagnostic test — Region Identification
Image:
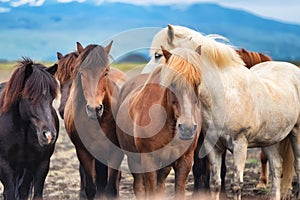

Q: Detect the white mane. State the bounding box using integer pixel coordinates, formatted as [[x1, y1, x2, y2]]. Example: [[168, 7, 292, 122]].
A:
[[150, 25, 244, 69]]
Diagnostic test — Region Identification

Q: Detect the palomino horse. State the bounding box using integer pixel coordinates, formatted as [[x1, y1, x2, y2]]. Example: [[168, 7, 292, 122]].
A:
[[116, 46, 202, 199], [143, 25, 300, 200], [63, 42, 126, 199], [0, 58, 59, 199], [143, 25, 293, 197]]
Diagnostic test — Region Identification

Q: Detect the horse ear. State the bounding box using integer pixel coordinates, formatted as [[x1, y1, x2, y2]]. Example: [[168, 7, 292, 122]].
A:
[[105, 41, 113, 54], [196, 45, 202, 55], [167, 24, 174, 44], [47, 63, 58, 75], [57, 52, 63, 60], [161, 46, 172, 62], [24, 62, 33, 78], [77, 42, 84, 54]]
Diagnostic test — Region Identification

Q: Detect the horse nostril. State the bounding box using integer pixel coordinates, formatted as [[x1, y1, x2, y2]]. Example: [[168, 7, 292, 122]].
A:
[[95, 104, 103, 117], [43, 130, 52, 144], [96, 104, 103, 112], [193, 124, 197, 131], [178, 123, 183, 131]]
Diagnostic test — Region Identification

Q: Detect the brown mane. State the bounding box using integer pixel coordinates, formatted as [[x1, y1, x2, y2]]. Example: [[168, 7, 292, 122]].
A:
[[75, 44, 110, 74], [0, 58, 58, 113], [236, 48, 272, 68], [56, 51, 78, 83]]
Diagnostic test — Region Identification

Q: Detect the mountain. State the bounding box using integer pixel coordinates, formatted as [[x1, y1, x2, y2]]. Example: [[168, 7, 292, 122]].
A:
[[0, 2, 300, 61]]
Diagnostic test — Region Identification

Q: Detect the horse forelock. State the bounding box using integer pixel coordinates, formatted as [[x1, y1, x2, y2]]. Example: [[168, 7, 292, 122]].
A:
[[160, 50, 202, 93], [56, 51, 78, 83], [23, 65, 59, 103], [0, 60, 58, 113], [76, 45, 109, 73]]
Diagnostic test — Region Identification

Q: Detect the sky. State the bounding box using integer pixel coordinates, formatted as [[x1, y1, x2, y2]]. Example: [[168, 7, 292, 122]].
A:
[[0, 0, 299, 25]]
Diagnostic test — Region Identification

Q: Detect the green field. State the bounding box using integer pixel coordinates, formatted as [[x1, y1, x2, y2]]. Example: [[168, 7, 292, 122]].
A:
[[0, 60, 299, 72], [0, 61, 146, 72]]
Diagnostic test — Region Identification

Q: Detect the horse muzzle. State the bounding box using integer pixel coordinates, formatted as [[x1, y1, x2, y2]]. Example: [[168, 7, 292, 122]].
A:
[[178, 123, 197, 140], [86, 104, 104, 119], [39, 130, 57, 146]]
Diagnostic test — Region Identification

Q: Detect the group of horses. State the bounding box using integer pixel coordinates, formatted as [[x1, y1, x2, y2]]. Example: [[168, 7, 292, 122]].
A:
[[0, 24, 299, 200]]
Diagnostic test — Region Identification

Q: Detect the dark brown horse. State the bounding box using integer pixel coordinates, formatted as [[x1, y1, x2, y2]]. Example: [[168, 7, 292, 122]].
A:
[[63, 42, 127, 199], [116, 47, 202, 199], [0, 58, 59, 199]]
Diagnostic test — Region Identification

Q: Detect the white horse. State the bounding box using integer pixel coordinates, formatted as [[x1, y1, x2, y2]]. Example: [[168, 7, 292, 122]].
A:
[[143, 25, 300, 200]]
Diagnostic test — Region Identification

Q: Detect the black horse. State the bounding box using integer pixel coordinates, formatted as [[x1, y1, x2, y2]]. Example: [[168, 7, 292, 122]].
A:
[[0, 58, 59, 199]]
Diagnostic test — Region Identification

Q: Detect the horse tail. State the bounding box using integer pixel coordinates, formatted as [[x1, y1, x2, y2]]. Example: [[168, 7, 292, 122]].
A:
[[279, 137, 294, 198]]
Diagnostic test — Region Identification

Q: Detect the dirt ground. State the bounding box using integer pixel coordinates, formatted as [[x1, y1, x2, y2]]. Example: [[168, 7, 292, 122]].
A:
[[0, 70, 295, 199]]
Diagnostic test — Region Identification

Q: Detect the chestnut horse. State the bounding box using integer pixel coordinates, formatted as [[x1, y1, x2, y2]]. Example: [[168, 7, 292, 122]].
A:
[[63, 42, 126, 199], [116, 46, 202, 199], [236, 48, 272, 69], [0, 58, 59, 199], [144, 24, 294, 197]]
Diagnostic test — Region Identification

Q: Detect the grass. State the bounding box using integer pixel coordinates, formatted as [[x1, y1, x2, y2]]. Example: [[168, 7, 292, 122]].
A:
[[0, 61, 145, 72]]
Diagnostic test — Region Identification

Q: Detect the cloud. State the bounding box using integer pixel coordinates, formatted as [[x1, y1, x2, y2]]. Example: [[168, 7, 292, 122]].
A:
[[11, 0, 45, 7], [0, 6, 10, 12], [57, 0, 85, 3]]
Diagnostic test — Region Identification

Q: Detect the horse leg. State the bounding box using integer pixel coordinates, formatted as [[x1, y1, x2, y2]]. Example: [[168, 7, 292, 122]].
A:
[[143, 171, 157, 198], [32, 159, 51, 199], [157, 166, 172, 196], [141, 154, 158, 198], [193, 132, 210, 193], [95, 159, 108, 198], [105, 149, 124, 198], [256, 149, 268, 188], [231, 137, 248, 200], [127, 157, 145, 199], [290, 122, 300, 198], [17, 169, 33, 199], [0, 160, 16, 200], [76, 148, 97, 200], [174, 155, 193, 200], [79, 164, 87, 199], [221, 151, 226, 191], [262, 144, 281, 200], [205, 145, 223, 200]]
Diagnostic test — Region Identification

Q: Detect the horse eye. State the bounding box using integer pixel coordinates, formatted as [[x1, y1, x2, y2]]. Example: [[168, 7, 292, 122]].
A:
[[154, 53, 162, 59]]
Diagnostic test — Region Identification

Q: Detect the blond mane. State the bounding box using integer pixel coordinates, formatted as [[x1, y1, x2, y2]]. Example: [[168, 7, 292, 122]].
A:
[[151, 25, 245, 69], [146, 47, 202, 93]]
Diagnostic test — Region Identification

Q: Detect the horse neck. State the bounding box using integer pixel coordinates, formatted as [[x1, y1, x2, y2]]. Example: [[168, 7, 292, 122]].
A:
[[72, 74, 86, 110], [198, 58, 229, 114]]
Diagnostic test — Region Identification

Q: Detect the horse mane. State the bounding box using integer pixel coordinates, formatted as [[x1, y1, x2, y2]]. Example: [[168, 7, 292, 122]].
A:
[[75, 44, 109, 73], [236, 48, 272, 69], [152, 25, 245, 69], [0, 58, 58, 113], [56, 51, 78, 83], [147, 48, 202, 93]]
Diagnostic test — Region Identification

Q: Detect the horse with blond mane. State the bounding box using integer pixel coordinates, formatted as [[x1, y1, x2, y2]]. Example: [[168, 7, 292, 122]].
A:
[[116, 46, 202, 199], [143, 24, 299, 200]]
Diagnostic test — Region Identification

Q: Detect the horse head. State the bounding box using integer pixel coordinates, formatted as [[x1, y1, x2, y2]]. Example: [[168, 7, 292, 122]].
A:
[[0, 58, 59, 146], [75, 41, 113, 119], [56, 50, 79, 119], [160, 46, 202, 140]]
